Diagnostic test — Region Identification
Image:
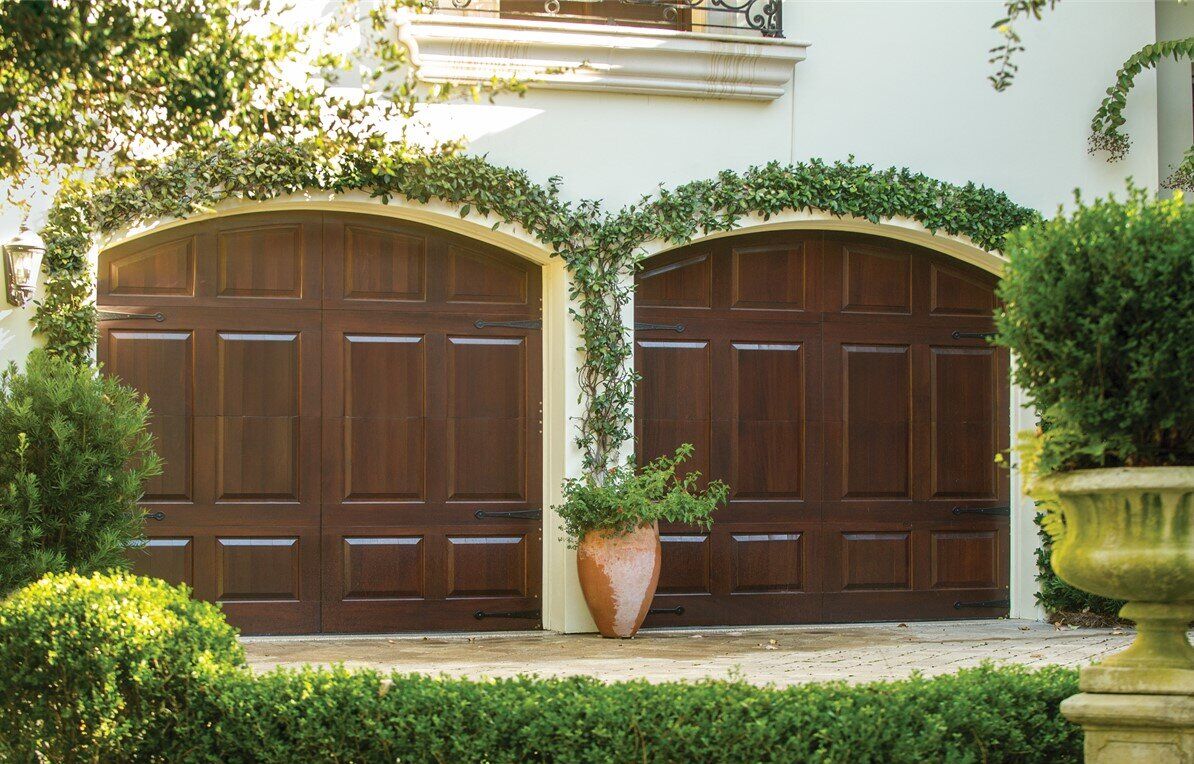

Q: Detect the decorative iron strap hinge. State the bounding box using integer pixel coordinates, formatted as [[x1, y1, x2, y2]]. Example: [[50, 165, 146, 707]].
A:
[[634, 321, 685, 333], [474, 319, 542, 330], [474, 509, 542, 520], [954, 598, 1010, 610], [648, 606, 686, 615], [951, 505, 1011, 517], [950, 330, 996, 341], [98, 310, 165, 322], [474, 609, 541, 620]]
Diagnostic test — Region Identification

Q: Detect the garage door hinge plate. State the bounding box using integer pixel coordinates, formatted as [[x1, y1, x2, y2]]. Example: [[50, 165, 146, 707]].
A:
[[953, 598, 1010, 610], [474, 319, 541, 330], [474, 509, 542, 520], [474, 609, 541, 620]]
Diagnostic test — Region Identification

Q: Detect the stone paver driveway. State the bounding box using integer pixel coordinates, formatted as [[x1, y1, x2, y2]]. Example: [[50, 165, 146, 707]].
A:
[[242, 619, 1135, 686]]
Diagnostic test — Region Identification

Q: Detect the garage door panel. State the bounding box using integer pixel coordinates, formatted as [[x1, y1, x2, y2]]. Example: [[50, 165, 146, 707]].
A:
[[209, 217, 322, 308], [639, 419, 711, 480], [658, 533, 713, 595], [128, 537, 195, 589], [637, 250, 713, 308], [638, 231, 1009, 627], [105, 234, 197, 299], [340, 536, 426, 599]]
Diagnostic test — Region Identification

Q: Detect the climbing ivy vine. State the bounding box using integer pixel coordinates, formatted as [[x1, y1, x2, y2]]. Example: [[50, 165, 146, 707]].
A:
[[35, 140, 1036, 474]]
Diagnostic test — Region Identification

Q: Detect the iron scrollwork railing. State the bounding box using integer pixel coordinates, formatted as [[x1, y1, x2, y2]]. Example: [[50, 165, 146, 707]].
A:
[[440, 0, 782, 38]]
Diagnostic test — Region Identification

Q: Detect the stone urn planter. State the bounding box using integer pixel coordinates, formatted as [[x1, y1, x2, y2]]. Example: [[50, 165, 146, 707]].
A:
[[576, 522, 661, 639], [1037, 466, 1194, 696]]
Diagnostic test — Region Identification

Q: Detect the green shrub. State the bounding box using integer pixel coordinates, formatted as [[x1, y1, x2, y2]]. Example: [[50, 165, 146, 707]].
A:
[[0, 349, 161, 594], [0, 572, 244, 763], [556, 444, 728, 546], [996, 185, 1194, 475], [171, 664, 1079, 763]]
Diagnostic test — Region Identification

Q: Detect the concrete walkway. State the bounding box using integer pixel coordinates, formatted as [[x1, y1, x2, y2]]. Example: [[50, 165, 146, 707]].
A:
[[242, 619, 1135, 686]]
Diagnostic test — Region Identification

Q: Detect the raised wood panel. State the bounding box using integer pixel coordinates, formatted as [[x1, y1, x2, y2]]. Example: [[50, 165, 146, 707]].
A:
[[342, 537, 425, 599], [215, 537, 301, 601], [731, 244, 806, 310], [841, 345, 911, 499], [842, 246, 911, 314], [658, 534, 712, 594], [930, 264, 997, 316], [636, 252, 712, 308], [447, 337, 526, 501], [107, 237, 195, 297], [342, 225, 426, 302], [732, 343, 803, 499], [344, 335, 425, 419], [637, 341, 710, 421], [730, 533, 803, 593], [446, 245, 528, 305], [217, 332, 300, 417], [931, 531, 998, 589], [130, 538, 194, 587], [217, 225, 304, 299], [931, 347, 997, 498], [105, 331, 194, 501], [840, 532, 911, 591], [216, 416, 300, 500], [445, 535, 527, 597]]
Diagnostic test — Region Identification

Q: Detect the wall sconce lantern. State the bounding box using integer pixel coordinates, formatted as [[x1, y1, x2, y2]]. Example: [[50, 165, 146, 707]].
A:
[[2, 226, 45, 308]]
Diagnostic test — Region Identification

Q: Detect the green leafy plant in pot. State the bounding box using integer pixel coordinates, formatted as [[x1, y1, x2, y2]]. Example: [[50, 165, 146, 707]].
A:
[[556, 444, 728, 638], [997, 185, 1194, 695]]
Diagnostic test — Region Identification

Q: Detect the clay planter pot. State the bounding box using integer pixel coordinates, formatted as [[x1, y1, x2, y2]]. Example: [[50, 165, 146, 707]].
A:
[[576, 522, 661, 638], [1038, 466, 1194, 694]]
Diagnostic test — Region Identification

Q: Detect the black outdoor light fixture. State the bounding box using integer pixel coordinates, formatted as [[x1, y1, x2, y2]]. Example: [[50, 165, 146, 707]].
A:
[[2, 225, 45, 308]]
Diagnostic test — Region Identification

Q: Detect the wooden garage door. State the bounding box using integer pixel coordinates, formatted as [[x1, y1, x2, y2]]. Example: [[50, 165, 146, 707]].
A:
[[99, 212, 542, 635], [635, 231, 1010, 627]]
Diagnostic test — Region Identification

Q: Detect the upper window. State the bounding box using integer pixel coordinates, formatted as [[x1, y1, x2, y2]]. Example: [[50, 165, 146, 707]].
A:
[[431, 0, 782, 38]]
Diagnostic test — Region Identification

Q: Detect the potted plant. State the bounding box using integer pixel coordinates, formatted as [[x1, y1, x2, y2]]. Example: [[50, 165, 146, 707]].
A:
[[556, 444, 728, 638], [996, 185, 1193, 696]]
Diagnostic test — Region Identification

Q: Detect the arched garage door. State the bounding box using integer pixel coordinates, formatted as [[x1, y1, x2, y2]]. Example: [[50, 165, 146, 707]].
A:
[[99, 212, 542, 635], [636, 231, 1010, 626]]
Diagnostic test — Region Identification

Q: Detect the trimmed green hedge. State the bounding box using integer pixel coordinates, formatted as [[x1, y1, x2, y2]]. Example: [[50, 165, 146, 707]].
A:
[[0, 573, 1082, 763], [171, 665, 1080, 764]]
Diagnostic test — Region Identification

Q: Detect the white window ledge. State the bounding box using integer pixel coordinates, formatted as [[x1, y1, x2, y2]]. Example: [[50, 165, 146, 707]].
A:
[[409, 16, 810, 101]]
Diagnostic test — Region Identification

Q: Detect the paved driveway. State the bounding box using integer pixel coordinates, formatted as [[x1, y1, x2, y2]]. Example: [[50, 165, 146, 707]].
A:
[[242, 619, 1135, 686]]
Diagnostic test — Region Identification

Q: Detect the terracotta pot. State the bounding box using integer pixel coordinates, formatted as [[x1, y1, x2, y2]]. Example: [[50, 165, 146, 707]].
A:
[[576, 522, 661, 638], [1037, 466, 1194, 694]]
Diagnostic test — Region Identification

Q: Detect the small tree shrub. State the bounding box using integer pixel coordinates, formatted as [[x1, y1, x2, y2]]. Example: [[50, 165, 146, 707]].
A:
[[0, 572, 245, 763], [996, 185, 1194, 476], [555, 444, 729, 545], [0, 349, 161, 594]]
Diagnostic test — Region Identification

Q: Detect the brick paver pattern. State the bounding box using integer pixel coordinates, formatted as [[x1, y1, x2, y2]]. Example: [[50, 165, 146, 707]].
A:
[[241, 619, 1141, 686]]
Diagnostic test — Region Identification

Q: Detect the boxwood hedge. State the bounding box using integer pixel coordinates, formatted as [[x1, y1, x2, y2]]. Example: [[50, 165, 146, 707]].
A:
[[0, 573, 1082, 763]]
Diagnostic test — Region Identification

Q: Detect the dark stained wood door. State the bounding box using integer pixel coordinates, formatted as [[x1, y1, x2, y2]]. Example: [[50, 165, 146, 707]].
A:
[[99, 212, 542, 635], [635, 232, 1010, 627]]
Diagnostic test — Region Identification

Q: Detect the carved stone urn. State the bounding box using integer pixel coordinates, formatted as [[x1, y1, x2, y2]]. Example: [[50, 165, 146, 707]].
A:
[[576, 522, 661, 639], [1036, 467, 1194, 763]]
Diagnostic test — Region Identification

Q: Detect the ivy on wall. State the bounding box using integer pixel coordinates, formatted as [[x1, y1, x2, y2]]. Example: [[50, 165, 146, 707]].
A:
[[34, 140, 1037, 474]]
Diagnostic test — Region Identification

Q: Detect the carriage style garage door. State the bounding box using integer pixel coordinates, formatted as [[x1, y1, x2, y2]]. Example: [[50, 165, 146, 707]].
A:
[[637, 231, 1010, 627], [99, 212, 542, 635]]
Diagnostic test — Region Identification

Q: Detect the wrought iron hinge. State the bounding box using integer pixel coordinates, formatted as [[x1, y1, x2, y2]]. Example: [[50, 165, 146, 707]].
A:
[[98, 310, 165, 322], [951, 330, 995, 341], [474, 609, 541, 620], [648, 606, 686, 616], [145, 511, 166, 521], [474, 509, 542, 520], [954, 598, 1010, 610], [952, 505, 1011, 517], [634, 321, 685, 333], [474, 319, 542, 330]]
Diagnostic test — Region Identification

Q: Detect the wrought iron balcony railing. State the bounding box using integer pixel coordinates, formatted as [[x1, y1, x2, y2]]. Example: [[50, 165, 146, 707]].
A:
[[431, 0, 783, 38]]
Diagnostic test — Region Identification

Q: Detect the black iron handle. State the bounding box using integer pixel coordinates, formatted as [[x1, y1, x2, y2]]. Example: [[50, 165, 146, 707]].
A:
[[474, 319, 542, 330], [98, 311, 165, 322], [951, 330, 995, 341], [474, 509, 542, 520], [954, 598, 1010, 610], [648, 606, 685, 615], [634, 322, 685, 333], [145, 511, 166, 521], [951, 505, 1010, 517], [474, 609, 541, 620]]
